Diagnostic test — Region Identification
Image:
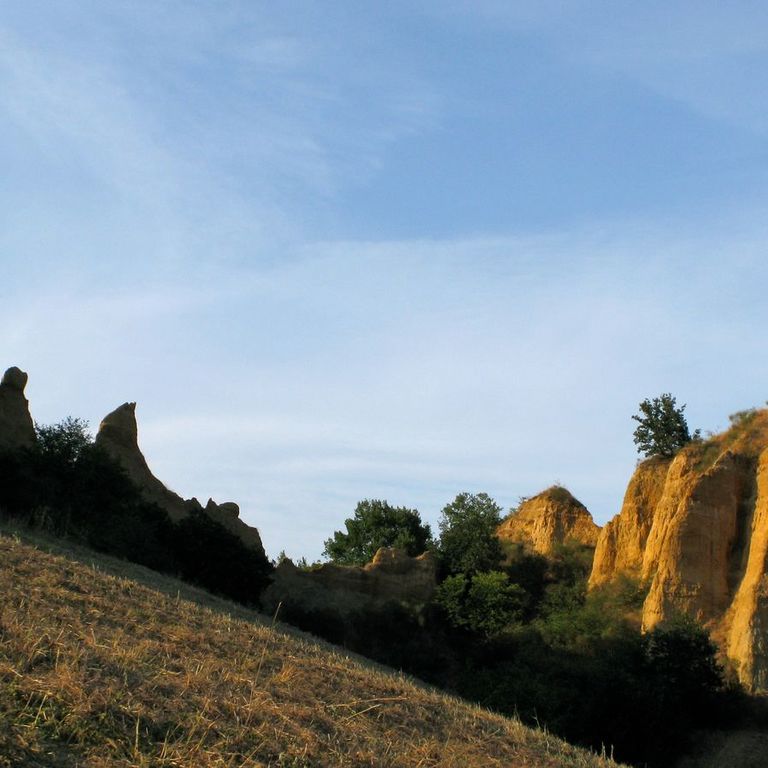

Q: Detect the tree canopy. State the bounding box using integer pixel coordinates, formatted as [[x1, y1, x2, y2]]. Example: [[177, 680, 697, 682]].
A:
[[437, 491, 504, 576], [434, 570, 528, 637], [323, 499, 433, 565], [632, 393, 699, 457]]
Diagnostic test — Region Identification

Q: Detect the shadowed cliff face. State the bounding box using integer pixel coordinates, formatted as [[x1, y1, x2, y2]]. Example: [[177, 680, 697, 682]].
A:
[[262, 547, 438, 616], [589, 410, 768, 692], [497, 486, 600, 555], [728, 448, 768, 691], [95, 402, 188, 519], [0, 366, 36, 451], [95, 401, 265, 557]]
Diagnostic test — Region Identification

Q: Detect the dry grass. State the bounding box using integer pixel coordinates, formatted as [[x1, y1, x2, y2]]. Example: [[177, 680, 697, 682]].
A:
[[687, 408, 768, 473], [0, 526, 624, 767]]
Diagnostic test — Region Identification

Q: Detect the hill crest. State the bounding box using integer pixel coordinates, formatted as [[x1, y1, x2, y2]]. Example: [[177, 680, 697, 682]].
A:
[[0, 527, 622, 768]]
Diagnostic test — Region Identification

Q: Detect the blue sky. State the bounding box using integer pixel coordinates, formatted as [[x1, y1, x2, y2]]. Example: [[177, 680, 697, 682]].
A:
[[3, 2, 768, 560]]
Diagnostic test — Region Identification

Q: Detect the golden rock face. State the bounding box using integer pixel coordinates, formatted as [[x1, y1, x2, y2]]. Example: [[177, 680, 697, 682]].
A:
[[589, 456, 670, 589], [497, 485, 600, 556], [589, 410, 768, 692]]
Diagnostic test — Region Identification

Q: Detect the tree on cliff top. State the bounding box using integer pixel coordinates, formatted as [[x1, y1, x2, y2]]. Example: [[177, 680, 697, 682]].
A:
[[632, 393, 699, 457], [323, 499, 433, 565]]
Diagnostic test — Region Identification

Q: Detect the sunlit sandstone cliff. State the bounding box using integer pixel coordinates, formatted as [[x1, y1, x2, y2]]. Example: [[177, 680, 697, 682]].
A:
[[589, 456, 672, 587], [590, 409, 768, 691], [497, 485, 600, 555]]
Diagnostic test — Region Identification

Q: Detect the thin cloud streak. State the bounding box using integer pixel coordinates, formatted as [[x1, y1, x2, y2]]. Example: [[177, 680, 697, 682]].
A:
[[2, 3, 768, 560], [5, 218, 766, 559]]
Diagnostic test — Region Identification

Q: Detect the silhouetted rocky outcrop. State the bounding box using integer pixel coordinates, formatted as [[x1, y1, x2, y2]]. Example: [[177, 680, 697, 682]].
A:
[[0, 366, 36, 451], [95, 402, 188, 518], [95, 401, 266, 558]]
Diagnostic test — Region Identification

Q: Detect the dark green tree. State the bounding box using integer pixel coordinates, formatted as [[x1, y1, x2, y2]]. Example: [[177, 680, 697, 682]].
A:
[[434, 570, 527, 637], [35, 416, 92, 465], [323, 499, 432, 565], [173, 509, 273, 604], [437, 492, 504, 576], [632, 393, 699, 457]]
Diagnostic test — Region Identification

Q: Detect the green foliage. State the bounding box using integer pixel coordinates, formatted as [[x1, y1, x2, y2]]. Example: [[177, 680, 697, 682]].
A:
[[548, 541, 595, 585], [437, 492, 504, 576], [0, 416, 273, 606], [173, 509, 272, 605], [282, 498, 739, 768], [435, 571, 527, 637], [536, 582, 626, 650], [34, 417, 92, 465], [323, 499, 432, 565], [643, 616, 724, 704], [459, 593, 730, 767], [632, 393, 699, 457], [501, 550, 548, 619], [433, 574, 467, 628], [276, 603, 347, 646]]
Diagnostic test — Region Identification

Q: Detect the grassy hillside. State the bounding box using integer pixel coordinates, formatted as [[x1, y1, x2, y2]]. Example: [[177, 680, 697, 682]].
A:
[[0, 527, 623, 767]]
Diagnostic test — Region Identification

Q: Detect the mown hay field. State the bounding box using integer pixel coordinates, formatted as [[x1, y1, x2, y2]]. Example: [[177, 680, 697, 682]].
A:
[[0, 527, 624, 767]]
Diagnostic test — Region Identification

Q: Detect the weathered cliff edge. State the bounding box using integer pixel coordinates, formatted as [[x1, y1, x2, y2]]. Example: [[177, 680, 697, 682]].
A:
[[589, 410, 768, 691], [497, 485, 600, 555], [262, 547, 437, 616], [0, 366, 36, 451], [95, 402, 265, 556]]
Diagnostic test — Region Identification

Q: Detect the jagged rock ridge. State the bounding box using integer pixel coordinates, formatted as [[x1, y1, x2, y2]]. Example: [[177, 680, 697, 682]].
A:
[[95, 402, 265, 555], [497, 485, 600, 555], [589, 409, 768, 692], [0, 366, 36, 451], [95, 402, 188, 518]]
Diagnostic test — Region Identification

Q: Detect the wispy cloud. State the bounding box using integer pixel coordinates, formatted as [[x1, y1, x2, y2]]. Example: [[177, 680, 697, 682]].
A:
[[3, 3, 768, 560], [5, 216, 762, 558], [450, 1, 768, 134], [0, 1, 442, 287]]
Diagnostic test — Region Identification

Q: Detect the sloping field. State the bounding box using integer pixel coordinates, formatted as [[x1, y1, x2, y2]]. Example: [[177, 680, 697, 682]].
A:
[[0, 529, 623, 767]]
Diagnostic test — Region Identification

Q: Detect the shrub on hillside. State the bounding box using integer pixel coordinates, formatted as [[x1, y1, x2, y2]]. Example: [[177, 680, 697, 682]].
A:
[[0, 417, 273, 606], [500, 550, 549, 619], [172, 509, 272, 605], [434, 571, 528, 638]]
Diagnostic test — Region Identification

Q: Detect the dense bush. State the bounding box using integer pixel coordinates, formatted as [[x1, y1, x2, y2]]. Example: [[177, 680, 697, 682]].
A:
[[277, 603, 347, 645], [434, 571, 527, 637], [323, 499, 432, 565], [322, 494, 739, 766], [0, 417, 272, 605], [173, 509, 272, 604], [437, 492, 504, 576]]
